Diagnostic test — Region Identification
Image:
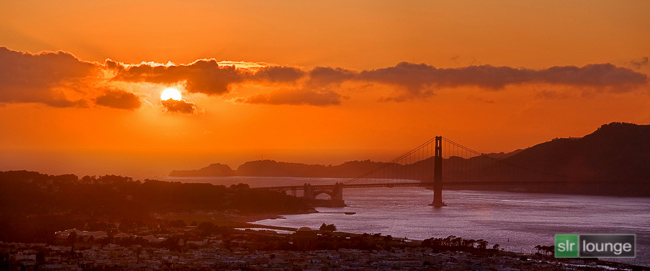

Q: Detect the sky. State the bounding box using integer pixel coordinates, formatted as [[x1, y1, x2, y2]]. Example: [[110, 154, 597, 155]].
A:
[[1, 0, 649, 178]]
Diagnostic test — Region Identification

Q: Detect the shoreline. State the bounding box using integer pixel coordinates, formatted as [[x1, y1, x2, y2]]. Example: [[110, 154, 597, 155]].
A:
[[156, 194, 649, 268], [239, 213, 650, 269], [236, 224, 649, 270], [1, 210, 647, 270]]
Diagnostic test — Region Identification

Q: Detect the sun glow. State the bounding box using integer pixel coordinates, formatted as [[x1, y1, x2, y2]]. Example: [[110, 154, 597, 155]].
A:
[[161, 88, 182, 101]]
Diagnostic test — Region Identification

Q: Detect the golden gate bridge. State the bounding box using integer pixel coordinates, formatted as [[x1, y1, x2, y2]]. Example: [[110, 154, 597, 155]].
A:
[[255, 136, 644, 207]]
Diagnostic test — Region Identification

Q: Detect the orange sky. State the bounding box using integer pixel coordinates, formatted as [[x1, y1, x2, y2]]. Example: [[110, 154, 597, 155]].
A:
[[1, 1, 649, 178]]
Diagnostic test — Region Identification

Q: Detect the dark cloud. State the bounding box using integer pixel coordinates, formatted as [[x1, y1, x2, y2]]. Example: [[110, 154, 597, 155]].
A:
[[357, 63, 534, 100], [0, 47, 97, 107], [111, 59, 247, 96], [630, 57, 649, 70], [254, 66, 305, 83], [359, 62, 443, 91], [95, 90, 141, 110], [536, 64, 647, 88], [242, 89, 342, 106], [161, 99, 198, 114], [356, 62, 648, 100], [112, 63, 307, 93], [307, 67, 356, 86]]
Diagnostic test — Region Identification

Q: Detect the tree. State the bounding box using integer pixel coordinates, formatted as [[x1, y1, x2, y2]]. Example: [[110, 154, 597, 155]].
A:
[[319, 223, 327, 231], [542, 245, 554, 256], [319, 223, 336, 232], [534, 245, 554, 256], [326, 224, 336, 232], [463, 239, 476, 248], [476, 239, 488, 250]]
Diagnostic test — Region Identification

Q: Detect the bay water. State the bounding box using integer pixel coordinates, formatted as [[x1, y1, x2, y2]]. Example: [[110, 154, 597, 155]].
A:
[[166, 176, 650, 266]]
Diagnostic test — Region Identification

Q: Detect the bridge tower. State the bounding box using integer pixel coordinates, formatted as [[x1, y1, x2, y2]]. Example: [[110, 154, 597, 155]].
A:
[[332, 183, 343, 201], [431, 136, 446, 207]]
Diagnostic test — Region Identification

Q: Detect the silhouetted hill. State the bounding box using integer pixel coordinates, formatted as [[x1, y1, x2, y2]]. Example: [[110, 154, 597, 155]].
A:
[[457, 122, 650, 196], [484, 149, 523, 159], [498, 122, 650, 183], [172, 159, 393, 178], [237, 160, 327, 177], [170, 163, 234, 177]]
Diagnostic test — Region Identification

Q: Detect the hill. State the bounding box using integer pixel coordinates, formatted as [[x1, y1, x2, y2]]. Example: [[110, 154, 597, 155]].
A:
[[169, 163, 234, 177], [171, 160, 392, 178], [484, 122, 650, 196], [503, 122, 650, 182]]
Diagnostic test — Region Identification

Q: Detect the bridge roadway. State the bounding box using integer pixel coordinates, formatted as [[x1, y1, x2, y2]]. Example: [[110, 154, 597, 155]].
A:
[[256, 180, 644, 191]]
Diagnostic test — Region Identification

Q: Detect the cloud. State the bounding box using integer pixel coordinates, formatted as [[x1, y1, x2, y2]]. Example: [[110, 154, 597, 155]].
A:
[[254, 66, 305, 83], [110, 59, 248, 95], [355, 62, 648, 100], [106, 59, 649, 104], [0, 47, 97, 107], [536, 64, 647, 88], [241, 89, 343, 106], [108, 60, 345, 106], [161, 99, 199, 114], [95, 89, 141, 110], [630, 57, 649, 70], [3, 47, 647, 108], [111, 61, 307, 91], [307, 67, 356, 86]]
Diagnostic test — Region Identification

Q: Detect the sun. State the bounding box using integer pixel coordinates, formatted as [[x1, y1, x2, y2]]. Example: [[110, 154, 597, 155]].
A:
[[161, 88, 182, 101]]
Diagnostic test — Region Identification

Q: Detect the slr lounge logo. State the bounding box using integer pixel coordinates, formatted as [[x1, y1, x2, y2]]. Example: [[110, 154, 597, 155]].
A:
[[555, 234, 635, 258]]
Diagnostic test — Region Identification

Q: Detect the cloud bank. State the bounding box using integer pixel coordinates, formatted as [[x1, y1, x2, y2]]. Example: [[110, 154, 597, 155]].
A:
[[1, 47, 647, 110], [356, 62, 647, 100], [110, 60, 646, 103], [0, 47, 97, 107], [0, 47, 142, 109]]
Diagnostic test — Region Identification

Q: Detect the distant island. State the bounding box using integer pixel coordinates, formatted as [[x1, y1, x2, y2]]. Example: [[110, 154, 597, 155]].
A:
[[171, 122, 650, 197]]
